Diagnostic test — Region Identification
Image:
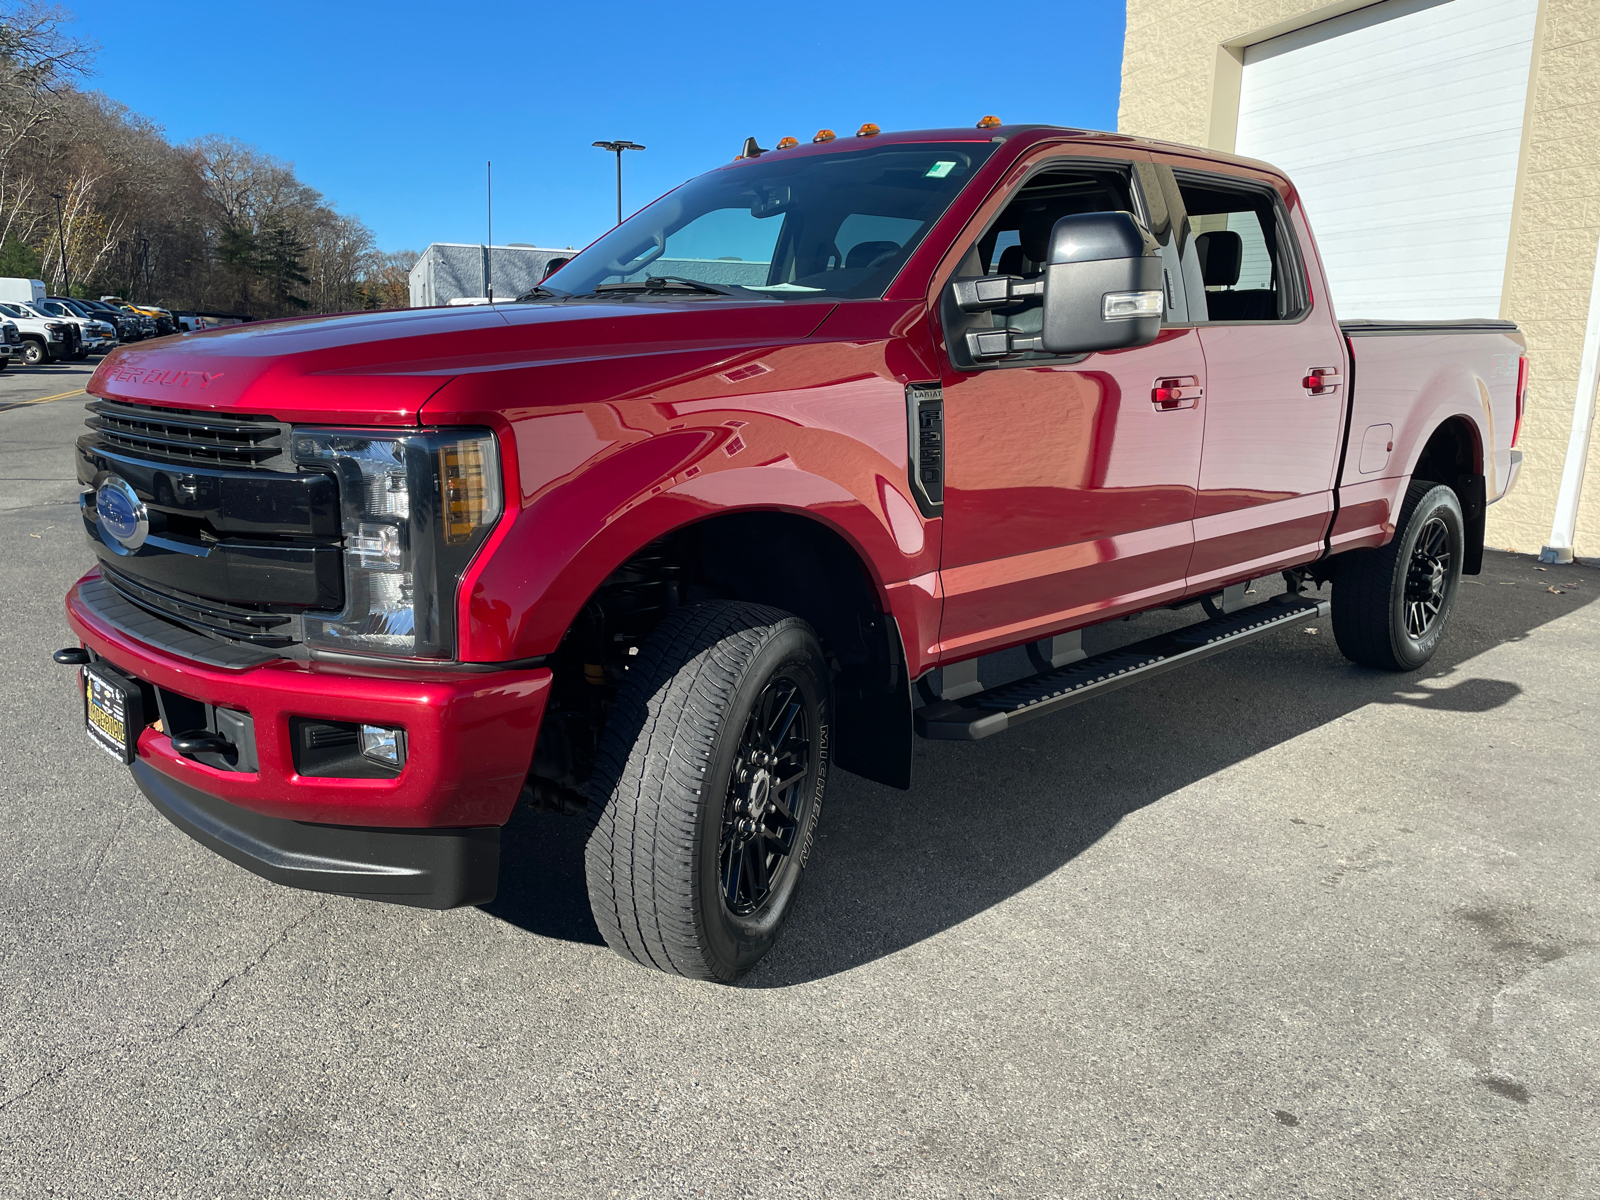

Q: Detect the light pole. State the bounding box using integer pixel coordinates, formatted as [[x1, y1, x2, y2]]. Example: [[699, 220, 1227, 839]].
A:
[[591, 140, 645, 226], [50, 192, 68, 296]]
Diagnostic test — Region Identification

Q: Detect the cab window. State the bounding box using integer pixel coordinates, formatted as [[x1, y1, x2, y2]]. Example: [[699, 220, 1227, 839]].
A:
[[943, 162, 1139, 367], [1174, 174, 1307, 321]]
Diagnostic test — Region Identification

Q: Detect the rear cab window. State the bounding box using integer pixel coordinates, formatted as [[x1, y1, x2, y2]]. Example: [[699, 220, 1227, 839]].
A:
[[1172, 172, 1309, 322]]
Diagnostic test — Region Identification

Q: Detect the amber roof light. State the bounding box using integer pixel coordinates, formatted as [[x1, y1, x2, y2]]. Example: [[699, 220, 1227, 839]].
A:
[[976, 115, 1002, 129], [813, 129, 836, 143], [856, 123, 880, 138], [776, 136, 799, 149]]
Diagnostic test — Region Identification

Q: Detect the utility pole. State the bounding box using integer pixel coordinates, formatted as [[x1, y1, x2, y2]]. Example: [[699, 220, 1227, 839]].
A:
[[591, 140, 645, 226], [50, 193, 68, 295], [486, 160, 493, 303]]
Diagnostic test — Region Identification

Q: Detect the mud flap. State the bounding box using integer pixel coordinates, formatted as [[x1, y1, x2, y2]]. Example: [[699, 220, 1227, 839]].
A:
[[834, 613, 913, 790], [1458, 472, 1486, 575]]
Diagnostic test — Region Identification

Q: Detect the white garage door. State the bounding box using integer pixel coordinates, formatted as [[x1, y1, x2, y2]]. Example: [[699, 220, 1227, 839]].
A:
[[1234, 0, 1538, 320]]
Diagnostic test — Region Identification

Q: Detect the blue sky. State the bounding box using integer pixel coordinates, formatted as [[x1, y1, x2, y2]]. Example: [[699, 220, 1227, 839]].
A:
[[66, 1, 1125, 255]]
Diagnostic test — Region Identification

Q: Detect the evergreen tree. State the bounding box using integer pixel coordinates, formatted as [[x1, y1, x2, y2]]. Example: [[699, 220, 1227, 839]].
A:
[[216, 224, 257, 308], [0, 235, 42, 278], [258, 224, 311, 312]]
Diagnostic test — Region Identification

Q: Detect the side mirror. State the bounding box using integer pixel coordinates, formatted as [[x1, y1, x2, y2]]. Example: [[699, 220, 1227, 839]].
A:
[[956, 211, 1164, 359]]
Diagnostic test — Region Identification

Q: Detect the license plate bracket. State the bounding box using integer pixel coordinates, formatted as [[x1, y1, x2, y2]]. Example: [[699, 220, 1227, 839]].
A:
[[82, 660, 145, 764]]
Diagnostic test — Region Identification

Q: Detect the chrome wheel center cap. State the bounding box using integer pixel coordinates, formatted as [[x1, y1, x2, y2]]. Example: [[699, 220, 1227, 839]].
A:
[[747, 768, 773, 820]]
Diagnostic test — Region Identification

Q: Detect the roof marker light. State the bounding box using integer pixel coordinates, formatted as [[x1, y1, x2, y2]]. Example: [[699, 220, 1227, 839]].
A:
[[976, 115, 1002, 129], [856, 123, 880, 138], [813, 129, 836, 143], [776, 136, 799, 149]]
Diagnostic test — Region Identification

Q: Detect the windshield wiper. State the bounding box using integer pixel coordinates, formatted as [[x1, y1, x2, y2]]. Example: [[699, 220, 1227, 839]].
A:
[[514, 285, 569, 301], [591, 276, 736, 297]]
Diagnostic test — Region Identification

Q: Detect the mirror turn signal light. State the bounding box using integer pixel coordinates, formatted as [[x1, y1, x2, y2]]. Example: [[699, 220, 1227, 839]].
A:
[[977, 115, 1002, 129]]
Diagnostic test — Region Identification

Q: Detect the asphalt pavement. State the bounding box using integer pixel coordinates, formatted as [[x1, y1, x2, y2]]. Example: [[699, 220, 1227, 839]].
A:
[[2, 381, 1597, 1198]]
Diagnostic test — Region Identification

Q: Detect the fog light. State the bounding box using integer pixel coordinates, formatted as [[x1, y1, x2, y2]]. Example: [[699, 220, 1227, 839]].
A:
[[359, 724, 406, 767]]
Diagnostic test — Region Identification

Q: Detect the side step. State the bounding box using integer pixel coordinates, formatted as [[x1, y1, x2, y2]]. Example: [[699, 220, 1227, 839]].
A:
[[916, 595, 1329, 741]]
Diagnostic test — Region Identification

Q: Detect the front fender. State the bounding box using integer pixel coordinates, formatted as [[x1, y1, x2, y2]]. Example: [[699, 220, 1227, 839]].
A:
[[456, 398, 939, 663]]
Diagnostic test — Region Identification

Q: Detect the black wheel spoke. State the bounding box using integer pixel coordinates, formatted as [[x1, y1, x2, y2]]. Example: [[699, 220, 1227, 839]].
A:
[[772, 768, 807, 794], [769, 693, 800, 741], [745, 841, 768, 893], [723, 843, 744, 906]]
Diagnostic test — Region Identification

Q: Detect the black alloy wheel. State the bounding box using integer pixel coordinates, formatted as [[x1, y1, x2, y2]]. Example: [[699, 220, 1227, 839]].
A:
[[720, 673, 812, 916], [1402, 516, 1452, 640]]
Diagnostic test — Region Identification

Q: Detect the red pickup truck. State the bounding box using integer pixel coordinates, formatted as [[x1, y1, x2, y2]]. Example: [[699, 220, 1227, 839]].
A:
[[60, 123, 1527, 982]]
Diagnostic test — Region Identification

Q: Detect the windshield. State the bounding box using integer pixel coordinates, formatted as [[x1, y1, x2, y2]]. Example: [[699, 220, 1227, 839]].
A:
[[540, 141, 996, 301], [0, 303, 26, 319]]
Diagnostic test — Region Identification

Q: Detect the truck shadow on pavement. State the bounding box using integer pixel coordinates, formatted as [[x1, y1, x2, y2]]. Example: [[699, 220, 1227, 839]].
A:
[[482, 552, 1595, 979]]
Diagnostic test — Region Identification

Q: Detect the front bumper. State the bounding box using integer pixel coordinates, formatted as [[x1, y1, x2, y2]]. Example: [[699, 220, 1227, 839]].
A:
[[132, 761, 499, 907], [64, 570, 551, 832]]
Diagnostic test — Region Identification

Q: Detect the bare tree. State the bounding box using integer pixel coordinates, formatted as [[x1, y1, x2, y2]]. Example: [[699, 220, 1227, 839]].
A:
[[0, 3, 91, 251], [0, 4, 399, 316], [361, 249, 417, 310]]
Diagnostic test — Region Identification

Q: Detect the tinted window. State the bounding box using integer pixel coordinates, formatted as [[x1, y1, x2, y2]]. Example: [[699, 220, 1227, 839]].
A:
[[1174, 175, 1305, 321], [943, 162, 1138, 366]]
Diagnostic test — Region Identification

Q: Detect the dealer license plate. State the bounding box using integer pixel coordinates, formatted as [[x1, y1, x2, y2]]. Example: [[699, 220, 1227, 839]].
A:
[[82, 662, 144, 764]]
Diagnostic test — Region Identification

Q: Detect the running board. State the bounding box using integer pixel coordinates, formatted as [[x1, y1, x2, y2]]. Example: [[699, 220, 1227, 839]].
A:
[[916, 595, 1330, 741]]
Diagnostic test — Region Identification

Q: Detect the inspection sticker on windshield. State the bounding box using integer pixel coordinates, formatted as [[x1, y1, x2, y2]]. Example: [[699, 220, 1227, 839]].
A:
[[925, 161, 956, 178]]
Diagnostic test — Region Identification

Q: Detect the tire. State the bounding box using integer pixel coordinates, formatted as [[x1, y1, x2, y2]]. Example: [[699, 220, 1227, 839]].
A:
[[1332, 479, 1464, 671], [21, 339, 47, 366], [584, 601, 832, 982]]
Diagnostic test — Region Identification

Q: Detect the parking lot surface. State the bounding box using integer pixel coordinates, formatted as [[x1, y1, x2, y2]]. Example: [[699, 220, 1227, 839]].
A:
[[3, 391, 1598, 1199]]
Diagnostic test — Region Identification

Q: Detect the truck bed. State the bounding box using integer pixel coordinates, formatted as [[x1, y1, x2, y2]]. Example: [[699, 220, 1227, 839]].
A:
[[1332, 317, 1525, 559]]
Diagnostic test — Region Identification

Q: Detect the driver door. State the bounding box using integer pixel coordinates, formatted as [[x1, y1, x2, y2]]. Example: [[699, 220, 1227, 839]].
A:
[[934, 151, 1206, 660]]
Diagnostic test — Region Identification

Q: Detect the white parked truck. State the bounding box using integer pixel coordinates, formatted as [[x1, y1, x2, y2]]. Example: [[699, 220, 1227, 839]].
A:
[[0, 301, 75, 363], [0, 277, 47, 306]]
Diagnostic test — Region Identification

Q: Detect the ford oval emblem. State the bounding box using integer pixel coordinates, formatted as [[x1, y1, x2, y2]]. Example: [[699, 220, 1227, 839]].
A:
[[96, 477, 149, 551]]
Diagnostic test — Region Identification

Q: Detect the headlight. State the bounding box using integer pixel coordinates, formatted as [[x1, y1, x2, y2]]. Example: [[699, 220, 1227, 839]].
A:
[[293, 427, 502, 659]]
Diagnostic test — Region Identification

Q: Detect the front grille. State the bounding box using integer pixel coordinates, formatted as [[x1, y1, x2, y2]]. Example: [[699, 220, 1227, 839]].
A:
[[86, 399, 287, 469], [102, 566, 299, 648]]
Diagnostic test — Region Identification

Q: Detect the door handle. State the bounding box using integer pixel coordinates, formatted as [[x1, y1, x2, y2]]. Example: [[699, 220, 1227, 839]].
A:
[[1303, 367, 1341, 395], [1152, 376, 1202, 410]]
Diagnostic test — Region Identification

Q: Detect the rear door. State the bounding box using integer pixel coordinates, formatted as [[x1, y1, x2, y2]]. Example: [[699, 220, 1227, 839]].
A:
[[934, 149, 1206, 659], [1163, 163, 1349, 590]]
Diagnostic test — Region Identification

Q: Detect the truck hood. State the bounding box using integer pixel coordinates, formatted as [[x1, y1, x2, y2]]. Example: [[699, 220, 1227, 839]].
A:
[[88, 300, 837, 425]]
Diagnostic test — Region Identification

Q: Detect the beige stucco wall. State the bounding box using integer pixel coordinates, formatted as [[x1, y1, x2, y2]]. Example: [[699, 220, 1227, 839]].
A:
[[1119, 0, 1600, 557]]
